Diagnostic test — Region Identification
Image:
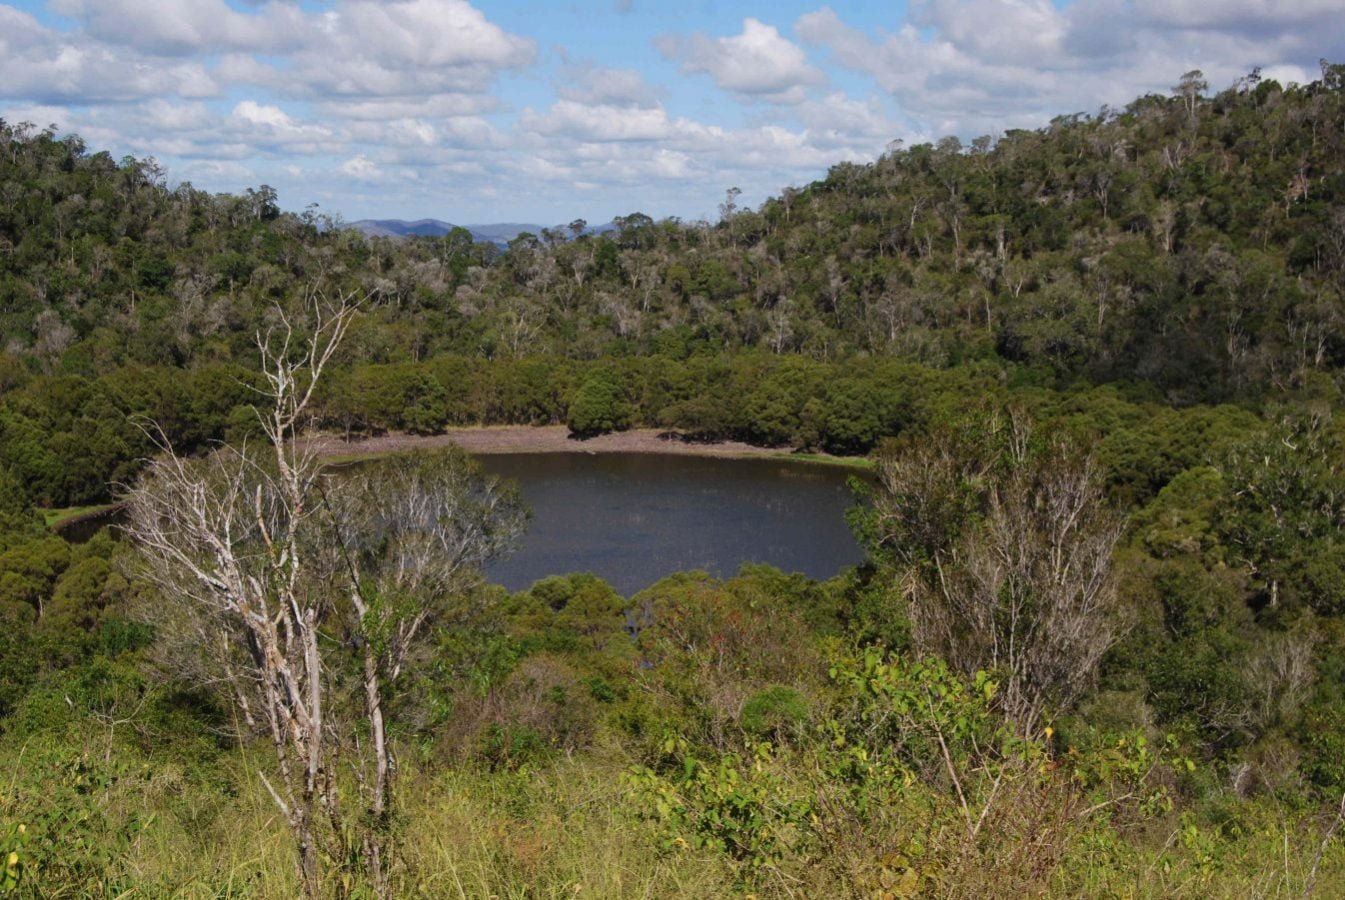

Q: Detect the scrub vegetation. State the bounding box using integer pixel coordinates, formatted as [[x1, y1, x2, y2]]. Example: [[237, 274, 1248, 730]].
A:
[[3, 64, 1345, 896]]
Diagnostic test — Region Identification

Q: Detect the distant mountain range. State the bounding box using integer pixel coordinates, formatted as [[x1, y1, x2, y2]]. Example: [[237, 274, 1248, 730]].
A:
[[345, 218, 612, 246]]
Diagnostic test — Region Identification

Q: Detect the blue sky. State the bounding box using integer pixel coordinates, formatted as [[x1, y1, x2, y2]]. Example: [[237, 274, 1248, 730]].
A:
[[2, 0, 1341, 226]]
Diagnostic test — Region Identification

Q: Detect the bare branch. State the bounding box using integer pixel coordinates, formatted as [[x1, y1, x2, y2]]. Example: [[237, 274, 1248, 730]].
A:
[[873, 417, 1124, 731], [120, 289, 521, 898]]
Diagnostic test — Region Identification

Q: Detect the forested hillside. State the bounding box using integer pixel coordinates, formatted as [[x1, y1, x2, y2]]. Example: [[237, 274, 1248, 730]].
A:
[[1, 65, 1345, 896], [3, 65, 1345, 505]]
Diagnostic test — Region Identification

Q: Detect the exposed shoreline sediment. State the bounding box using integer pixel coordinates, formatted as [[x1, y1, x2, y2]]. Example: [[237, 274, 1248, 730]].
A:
[[310, 425, 863, 466]]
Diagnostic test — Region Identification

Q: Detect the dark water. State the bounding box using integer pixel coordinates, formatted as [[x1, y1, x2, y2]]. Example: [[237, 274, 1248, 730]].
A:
[[56, 505, 125, 544], [59, 452, 867, 597], [475, 453, 865, 596]]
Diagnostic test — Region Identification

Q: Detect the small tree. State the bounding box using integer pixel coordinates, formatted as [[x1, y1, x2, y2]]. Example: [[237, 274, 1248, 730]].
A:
[[566, 373, 628, 437], [123, 293, 524, 896], [1173, 69, 1208, 125]]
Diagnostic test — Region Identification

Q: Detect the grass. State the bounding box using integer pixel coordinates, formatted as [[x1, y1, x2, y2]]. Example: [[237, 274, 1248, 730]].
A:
[[5, 725, 1343, 898], [786, 451, 875, 471], [43, 503, 118, 529]]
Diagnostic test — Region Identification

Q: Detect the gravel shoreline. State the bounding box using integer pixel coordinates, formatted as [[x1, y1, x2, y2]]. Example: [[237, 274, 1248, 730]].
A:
[[51, 428, 861, 536], [310, 425, 846, 463]]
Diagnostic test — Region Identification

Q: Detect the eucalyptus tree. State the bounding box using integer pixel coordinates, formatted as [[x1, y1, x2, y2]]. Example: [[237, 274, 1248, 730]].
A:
[[123, 293, 525, 896], [865, 410, 1125, 734]]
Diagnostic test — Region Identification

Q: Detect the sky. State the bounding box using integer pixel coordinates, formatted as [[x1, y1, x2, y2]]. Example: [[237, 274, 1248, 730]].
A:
[[2, 1, 1343, 227]]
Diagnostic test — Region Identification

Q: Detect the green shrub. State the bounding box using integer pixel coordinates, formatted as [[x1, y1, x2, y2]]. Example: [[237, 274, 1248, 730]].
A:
[[566, 375, 629, 437], [739, 685, 810, 739]]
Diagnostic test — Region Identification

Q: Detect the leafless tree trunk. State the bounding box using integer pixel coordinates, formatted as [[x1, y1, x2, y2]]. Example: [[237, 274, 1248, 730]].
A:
[[122, 291, 524, 896], [124, 292, 355, 894]]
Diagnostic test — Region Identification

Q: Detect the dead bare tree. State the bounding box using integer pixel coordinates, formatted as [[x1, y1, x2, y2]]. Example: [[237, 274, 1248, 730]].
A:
[[122, 292, 524, 896], [870, 411, 1125, 734]]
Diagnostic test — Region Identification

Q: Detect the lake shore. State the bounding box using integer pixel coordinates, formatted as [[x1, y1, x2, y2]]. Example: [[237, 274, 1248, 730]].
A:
[[310, 425, 870, 468], [49, 427, 867, 534]]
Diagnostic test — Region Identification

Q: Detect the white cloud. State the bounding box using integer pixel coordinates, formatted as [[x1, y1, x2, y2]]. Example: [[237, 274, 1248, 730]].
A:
[[0, 7, 219, 103], [175, 159, 257, 185], [1259, 64, 1313, 86], [315, 95, 500, 122], [342, 114, 506, 150], [0, 5, 47, 54], [521, 100, 679, 142], [229, 0, 536, 101], [510, 102, 885, 212], [796, 2, 1340, 140], [35, 0, 536, 105], [2, 0, 1338, 225], [557, 61, 662, 109], [133, 99, 213, 132], [650, 149, 691, 179], [48, 0, 302, 56], [340, 155, 382, 181], [234, 100, 295, 130], [232, 101, 332, 146], [658, 17, 825, 104], [797, 92, 893, 141], [0, 103, 76, 133], [909, 0, 1065, 67], [331, 0, 533, 70], [796, 7, 1064, 131]]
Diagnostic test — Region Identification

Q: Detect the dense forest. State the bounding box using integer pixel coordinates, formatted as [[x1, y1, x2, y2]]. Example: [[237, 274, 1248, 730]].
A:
[[2, 63, 1345, 896]]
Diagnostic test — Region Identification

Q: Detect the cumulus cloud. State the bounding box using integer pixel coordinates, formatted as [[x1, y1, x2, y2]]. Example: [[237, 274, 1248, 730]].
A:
[[0, 6, 218, 103], [343, 114, 506, 150], [557, 61, 663, 109], [520, 101, 681, 142], [234, 101, 296, 130], [175, 159, 257, 185], [47, 0, 302, 56], [909, 0, 1065, 65], [1061, 0, 1137, 60], [514, 100, 881, 208], [797, 2, 1342, 139], [130, 99, 214, 133], [33, 0, 535, 104], [796, 93, 895, 148], [340, 155, 383, 181], [229, 101, 333, 156], [0, 5, 49, 55], [213, 0, 536, 103], [658, 17, 825, 104], [330, 0, 534, 71], [47, 0, 535, 82], [2, 0, 1338, 225], [797, 7, 1062, 133], [1260, 63, 1314, 86]]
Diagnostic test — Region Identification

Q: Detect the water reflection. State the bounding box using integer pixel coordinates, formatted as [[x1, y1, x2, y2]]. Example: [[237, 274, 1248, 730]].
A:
[[475, 453, 865, 596]]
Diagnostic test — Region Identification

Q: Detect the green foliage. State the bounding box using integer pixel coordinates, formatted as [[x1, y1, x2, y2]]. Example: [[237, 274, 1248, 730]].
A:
[[1219, 413, 1345, 617], [0, 470, 46, 554], [2, 745, 154, 895], [740, 685, 811, 739], [627, 739, 810, 879], [1, 819, 25, 895], [566, 373, 629, 437], [824, 650, 1003, 791], [6, 69, 1345, 897], [5, 67, 1345, 508]]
